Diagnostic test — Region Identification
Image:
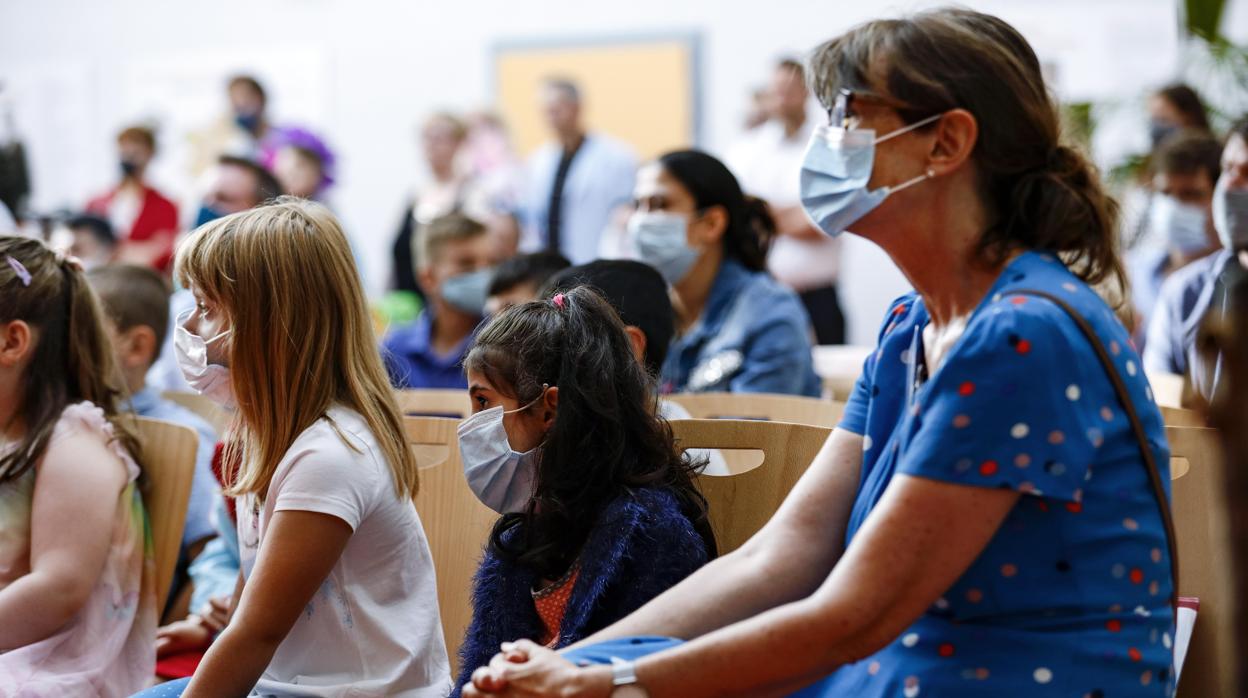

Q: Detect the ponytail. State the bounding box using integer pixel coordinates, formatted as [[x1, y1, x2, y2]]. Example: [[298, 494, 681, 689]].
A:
[[985, 144, 1123, 287]]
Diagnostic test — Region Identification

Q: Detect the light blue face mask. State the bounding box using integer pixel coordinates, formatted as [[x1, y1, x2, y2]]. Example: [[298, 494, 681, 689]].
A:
[[629, 211, 700, 284], [800, 89, 943, 237], [441, 268, 493, 316], [1151, 194, 1211, 255], [1213, 175, 1248, 251]]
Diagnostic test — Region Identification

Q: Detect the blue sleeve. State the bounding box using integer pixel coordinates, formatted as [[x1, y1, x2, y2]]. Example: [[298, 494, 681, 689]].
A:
[[727, 298, 818, 397], [838, 294, 916, 435], [189, 497, 241, 612], [899, 298, 1100, 502]]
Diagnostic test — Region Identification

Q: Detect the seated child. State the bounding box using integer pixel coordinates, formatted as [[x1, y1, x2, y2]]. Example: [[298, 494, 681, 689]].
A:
[[383, 212, 498, 389], [484, 250, 570, 315], [452, 286, 716, 696], [0, 236, 156, 693], [88, 264, 220, 589]]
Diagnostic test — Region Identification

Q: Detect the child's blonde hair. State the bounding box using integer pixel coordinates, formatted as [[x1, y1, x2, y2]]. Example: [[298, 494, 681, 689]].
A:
[[175, 198, 419, 499], [0, 236, 139, 481]]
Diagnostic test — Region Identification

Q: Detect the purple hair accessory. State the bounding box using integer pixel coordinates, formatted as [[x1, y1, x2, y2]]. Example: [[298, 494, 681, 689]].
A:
[[6, 255, 31, 286]]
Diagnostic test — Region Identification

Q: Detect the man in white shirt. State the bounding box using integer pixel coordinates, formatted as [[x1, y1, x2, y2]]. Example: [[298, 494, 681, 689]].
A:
[[726, 59, 844, 344], [521, 78, 637, 265]]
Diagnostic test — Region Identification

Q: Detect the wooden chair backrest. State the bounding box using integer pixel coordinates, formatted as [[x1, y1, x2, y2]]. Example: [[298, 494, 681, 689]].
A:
[[666, 392, 844, 428], [670, 419, 830, 555], [396, 389, 473, 419], [134, 417, 198, 613], [160, 390, 231, 436], [1161, 406, 1205, 428], [1168, 425, 1235, 697], [405, 416, 496, 675]]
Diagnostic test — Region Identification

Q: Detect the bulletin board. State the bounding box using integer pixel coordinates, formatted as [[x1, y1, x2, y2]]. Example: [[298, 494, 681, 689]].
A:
[[492, 33, 701, 161]]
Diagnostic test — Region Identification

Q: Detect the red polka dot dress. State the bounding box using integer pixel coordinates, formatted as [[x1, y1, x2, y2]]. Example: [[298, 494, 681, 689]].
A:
[[800, 252, 1176, 697]]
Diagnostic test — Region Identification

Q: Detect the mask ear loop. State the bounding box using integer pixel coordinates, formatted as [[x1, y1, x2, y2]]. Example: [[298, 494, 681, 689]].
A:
[[502, 383, 551, 415], [873, 111, 944, 145]]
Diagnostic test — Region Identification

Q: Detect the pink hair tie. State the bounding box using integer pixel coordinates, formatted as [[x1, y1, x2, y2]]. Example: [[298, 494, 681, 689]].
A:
[[552, 293, 566, 309], [5, 255, 31, 286]]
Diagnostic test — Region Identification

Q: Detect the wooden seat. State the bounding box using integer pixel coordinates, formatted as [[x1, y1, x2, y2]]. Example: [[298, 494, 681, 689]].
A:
[[670, 419, 831, 555], [811, 345, 872, 400], [666, 392, 844, 428], [405, 416, 496, 674], [1168, 425, 1235, 697], [1148, 370, 1188, 409], [161, 390, 231, 435], [395, 389, 473, 419], [133, 416, 198, 613]]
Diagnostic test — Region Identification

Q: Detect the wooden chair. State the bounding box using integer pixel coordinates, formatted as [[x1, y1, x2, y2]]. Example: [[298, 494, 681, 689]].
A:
[[666, 392, 845, 428], [161, 390, 231, 436], [1161, 405, 1206, 428], [134, 417, 198, 613], [1148, 370, 1188, 409], [1168, 425, 1235, 697], [405, 416, 497, 674], [811, 345, 872, 400], [395, 389, 473, 419], [670, 419, 831, 555]]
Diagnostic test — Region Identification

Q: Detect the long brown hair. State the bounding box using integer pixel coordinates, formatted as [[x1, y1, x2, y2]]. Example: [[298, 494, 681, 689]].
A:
[[810, 7, 1124, 288], [0, 236, 140, 481], [175, 198, 419, 499]]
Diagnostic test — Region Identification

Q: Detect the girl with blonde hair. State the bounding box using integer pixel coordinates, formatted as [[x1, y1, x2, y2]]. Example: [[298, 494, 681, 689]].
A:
[[146, 198, 450, 697]]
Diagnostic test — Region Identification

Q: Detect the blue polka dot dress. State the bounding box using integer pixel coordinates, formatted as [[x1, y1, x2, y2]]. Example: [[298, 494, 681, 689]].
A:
[[803, 252, 1176, 697]]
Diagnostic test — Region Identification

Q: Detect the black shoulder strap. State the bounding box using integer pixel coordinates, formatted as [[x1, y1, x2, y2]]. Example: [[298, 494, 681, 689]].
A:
[[1009, 289, 1179, 610]]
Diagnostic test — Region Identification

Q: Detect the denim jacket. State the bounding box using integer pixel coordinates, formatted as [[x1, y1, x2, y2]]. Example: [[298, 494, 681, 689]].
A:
[[661, 259, 821, 397]]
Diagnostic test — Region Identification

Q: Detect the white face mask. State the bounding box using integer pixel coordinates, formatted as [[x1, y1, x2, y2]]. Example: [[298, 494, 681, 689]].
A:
[[457, 389, 548, 514], [173, 308, 235, 408]]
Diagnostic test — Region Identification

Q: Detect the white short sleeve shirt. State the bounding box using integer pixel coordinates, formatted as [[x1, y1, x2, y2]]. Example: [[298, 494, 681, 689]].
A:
[[237, 406, 450, 697]]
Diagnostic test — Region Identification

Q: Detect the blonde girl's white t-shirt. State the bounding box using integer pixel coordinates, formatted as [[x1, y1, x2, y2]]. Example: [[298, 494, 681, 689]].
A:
[[236, 406, 450, 697]]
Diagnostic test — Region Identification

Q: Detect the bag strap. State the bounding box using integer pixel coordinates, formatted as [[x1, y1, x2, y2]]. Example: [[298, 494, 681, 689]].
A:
[[1009, 289, 1179, 609]]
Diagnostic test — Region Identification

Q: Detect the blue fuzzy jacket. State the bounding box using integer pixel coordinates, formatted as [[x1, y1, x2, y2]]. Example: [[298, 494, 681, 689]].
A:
[[452, 487, 710, 695]]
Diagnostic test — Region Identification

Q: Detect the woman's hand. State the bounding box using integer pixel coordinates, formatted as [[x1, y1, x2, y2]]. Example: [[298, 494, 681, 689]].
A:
[[155, 616, 213, 657], [463, 640, 613, 698]]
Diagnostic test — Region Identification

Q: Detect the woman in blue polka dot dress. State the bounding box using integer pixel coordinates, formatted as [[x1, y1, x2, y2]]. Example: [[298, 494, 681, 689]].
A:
[[458, 8, 1176, 698]]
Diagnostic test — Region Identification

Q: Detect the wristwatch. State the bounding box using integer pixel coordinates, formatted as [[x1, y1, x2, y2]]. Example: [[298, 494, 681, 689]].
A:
[[609, 657, 649, 698]]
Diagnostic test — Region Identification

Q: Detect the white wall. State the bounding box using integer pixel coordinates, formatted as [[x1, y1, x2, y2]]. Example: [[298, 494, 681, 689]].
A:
[[0, 0, 1210, 343]]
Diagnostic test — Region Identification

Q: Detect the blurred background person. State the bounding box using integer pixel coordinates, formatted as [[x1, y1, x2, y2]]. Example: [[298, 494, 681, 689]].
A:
[[61, 213, 118, 270], [521, 77, 636, 265], [726, 58, 845, 345], [1146, 116, 1248, 401], [86, 125, 179, 272], [383, 212, 497, 390], [630, 149, 820, 396], [1128, 130, 1223, 345], [264, 127, 335, 201], [461, 110, 524, 213], [193, 154, 283, 227], [1148, 82, 1213, 148], [484, 250, 570, 316], [390, 112, 488, 299]]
